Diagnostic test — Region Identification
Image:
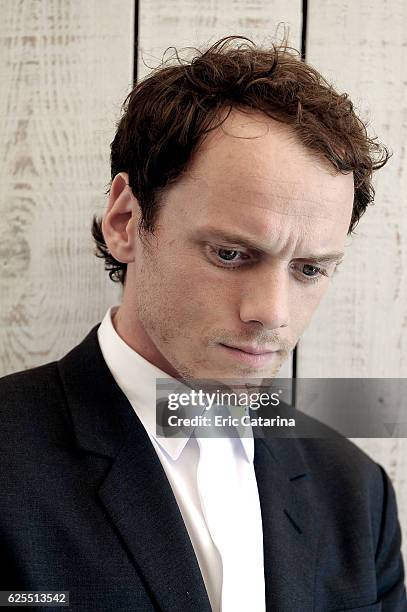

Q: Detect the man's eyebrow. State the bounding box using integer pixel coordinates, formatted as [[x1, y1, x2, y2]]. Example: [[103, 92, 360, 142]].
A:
[[199, 228, 345, 263]]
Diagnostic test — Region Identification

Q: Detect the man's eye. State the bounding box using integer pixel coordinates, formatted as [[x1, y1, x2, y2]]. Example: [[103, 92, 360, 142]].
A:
[[210, 247, 249, 267], [302, 264, 322, 277], [218, 249, 243, 262], [294, 263, 329, 284]]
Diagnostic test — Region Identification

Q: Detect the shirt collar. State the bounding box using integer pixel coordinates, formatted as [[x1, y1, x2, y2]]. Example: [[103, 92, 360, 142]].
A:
[[97, 305, 254, 463]]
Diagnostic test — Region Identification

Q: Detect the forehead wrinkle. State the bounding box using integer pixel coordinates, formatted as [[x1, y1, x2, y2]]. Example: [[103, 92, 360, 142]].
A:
[[184, 173, 346, 219], [187, 170, 341, 200], [225, 179, 346, 207], [219, 175, 344, 200], [205, 193, 336, 220], [241, 201, 334, 219]]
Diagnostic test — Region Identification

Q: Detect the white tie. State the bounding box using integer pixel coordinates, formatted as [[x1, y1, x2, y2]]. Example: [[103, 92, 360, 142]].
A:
[[195, 421, 266, 612]]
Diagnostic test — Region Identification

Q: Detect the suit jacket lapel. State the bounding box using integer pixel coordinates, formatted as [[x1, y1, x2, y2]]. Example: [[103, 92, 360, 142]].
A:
[[254, 435, 319, 611], [57, 324, 212, 612]]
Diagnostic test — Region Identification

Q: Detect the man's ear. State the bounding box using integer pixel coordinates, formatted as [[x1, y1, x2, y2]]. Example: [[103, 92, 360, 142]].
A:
[[102, 172, 139, 263]]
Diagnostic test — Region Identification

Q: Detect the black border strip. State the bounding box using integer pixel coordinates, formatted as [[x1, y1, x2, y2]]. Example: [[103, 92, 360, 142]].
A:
[[133, 0, 139, 84], [301, 0, 308, 60], [293, 0, 308, 405]]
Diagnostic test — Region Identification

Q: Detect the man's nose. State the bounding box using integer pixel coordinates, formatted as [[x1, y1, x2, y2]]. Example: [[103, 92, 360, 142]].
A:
[[239, 267, 290, 330]]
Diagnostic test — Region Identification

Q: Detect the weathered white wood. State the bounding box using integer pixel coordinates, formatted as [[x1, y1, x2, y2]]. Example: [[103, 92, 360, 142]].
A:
[[0, 0, 133, 376], [138, 0, 302, 81], [303, 0, 407, 566], [138, 0, 302, 379]]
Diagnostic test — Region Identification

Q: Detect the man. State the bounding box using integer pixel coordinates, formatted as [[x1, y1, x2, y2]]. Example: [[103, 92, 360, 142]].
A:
[[0, 36, 406, 611]]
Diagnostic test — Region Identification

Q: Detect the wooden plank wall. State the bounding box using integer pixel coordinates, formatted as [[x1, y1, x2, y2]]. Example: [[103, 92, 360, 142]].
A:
[[0, 0, 132, 375], [302, 0, 407, 565], [1, 0, 405, 574]]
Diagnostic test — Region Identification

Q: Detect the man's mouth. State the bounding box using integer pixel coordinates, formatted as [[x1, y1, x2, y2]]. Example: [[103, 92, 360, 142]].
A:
[[219, 343, 279, 367]]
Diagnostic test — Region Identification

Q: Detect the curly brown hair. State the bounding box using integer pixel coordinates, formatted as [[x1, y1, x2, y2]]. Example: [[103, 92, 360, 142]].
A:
[[92, 35, 391, 285]]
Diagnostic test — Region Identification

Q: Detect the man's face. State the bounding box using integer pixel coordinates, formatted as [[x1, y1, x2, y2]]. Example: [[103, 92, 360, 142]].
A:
[[105, 109, 354, 383]]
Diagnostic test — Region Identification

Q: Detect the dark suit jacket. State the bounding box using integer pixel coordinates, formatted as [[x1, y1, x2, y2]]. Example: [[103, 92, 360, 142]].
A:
[[0, 323, 406, 611]]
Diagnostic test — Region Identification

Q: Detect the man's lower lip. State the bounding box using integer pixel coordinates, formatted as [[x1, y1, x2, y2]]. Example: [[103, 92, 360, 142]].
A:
[[219, 344, 278, 366]]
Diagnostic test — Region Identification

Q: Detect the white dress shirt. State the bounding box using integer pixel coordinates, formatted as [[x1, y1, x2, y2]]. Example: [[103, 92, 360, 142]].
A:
[[97, 305, 266, 611]]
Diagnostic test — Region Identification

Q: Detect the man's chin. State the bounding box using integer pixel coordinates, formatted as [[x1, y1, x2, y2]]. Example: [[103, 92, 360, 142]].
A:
[[173, 348, 286, 391], [183, 368, 279, 395]]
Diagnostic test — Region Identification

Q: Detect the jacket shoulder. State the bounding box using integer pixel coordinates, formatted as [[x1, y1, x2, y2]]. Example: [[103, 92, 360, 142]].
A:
[[300, 433, 378, 470], [0, 362, 72, 446]]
